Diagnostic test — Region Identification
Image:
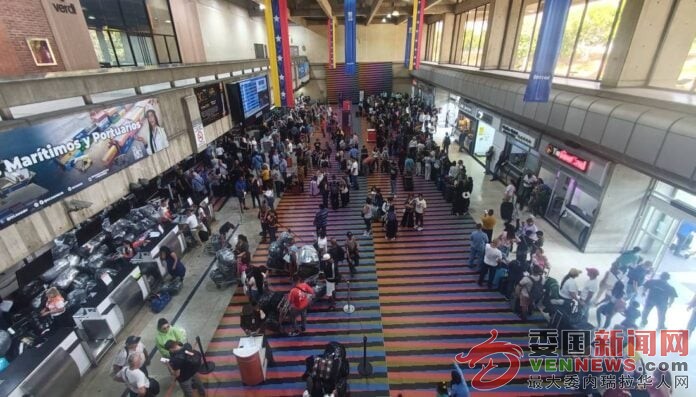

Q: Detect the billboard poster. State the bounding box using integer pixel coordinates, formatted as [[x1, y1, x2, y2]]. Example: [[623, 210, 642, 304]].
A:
[[194, 82, 227, 126], [0, 98, 169, 228]]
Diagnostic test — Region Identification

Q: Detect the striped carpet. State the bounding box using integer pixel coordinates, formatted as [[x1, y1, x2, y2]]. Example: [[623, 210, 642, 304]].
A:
[[202, 158, 390, 396], [367, 166, 574, 396]]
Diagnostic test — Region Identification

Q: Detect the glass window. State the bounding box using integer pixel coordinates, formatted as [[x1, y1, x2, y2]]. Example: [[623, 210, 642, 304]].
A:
[[508, 142, 529, 170], [509, 0, 623, 81], [166, 36, 180, 63], [569, 185, 599, 220], [425, 21, 444, 62], [146, 0, 175, 35], [676, 37, 696, 91], [455, 4, 490, 67], [81, 0, 180, 67], [109, 30, 135, 66], [153, 35, 170, 63]]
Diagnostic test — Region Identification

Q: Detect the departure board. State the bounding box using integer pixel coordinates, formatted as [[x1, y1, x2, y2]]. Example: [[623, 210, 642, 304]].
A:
[[239, 76, 270, 119]]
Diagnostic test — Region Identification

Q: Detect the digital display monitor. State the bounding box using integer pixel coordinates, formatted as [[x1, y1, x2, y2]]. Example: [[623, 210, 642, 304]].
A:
[[16, 250, 54, 287], [238, 76, 270, 120]]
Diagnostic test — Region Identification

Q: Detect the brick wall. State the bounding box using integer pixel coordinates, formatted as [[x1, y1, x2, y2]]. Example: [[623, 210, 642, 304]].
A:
[[0, 0, 65, 77]]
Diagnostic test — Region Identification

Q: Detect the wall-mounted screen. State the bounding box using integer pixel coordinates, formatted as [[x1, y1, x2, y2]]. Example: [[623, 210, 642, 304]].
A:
[[226, 75, 271, 123]]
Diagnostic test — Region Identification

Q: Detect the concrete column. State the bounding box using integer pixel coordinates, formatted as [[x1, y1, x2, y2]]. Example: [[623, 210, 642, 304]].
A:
[[481, 0, 512, 70], [647, 0, 696, 89], [585, 164, 652, 253], [439, 13, 456, 64], [169, 0, 207, 63], [498, 0, 521, 70], [601, 0, 675, 88]]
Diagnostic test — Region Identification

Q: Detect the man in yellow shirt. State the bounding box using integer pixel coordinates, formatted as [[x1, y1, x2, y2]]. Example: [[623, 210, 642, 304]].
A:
[[481, 209, 497, 242]]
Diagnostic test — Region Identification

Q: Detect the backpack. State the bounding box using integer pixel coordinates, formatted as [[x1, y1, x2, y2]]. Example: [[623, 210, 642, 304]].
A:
[[174, 344, 202, 372], [149, 292, 171, 313]]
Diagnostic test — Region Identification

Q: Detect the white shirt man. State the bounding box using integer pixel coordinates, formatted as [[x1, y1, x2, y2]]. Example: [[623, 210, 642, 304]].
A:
[[350, 160, 359, 176], [483, 243, 503, 267], [215, 146, 224, 157], [414, 197, 427, 214], [522, 174, 538, 189], [504, 183, 516, 200], [119, 352, 149, 395], [186, 212, 206, 233]]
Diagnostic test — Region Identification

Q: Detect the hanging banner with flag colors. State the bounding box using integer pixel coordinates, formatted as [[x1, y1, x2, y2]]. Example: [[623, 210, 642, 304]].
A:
[[523, 0, 571, 102], [409, 0, 426, 70], [263, 0, 294, 107], [344, 0, 357, 75], [404, 17, 413, 68], [328, 16, 336, 69]]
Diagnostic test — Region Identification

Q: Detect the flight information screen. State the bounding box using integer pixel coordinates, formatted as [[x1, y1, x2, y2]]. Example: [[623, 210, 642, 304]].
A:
[[239, 76, 270, 119]]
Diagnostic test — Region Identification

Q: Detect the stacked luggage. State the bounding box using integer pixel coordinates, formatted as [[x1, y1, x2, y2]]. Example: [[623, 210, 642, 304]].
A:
[[256, 291, 290, 332], [303, 342, 350, 397], [209, 248, 237, 289]]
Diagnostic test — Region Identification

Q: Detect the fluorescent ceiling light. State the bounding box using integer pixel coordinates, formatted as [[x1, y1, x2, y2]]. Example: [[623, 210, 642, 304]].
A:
[[88, 15, 96, 20], [165, 20, 171, 24], [382, 18, 386, 23], [392, 10, 399, 16], [259, 3, 265, 10], [386, 13, 391, 18]]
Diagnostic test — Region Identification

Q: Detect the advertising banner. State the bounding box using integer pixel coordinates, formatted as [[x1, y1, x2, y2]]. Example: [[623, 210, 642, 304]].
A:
[[0, 98, 169, 228], [344, 0, 357, 75], [404, 17, 413, 69], [194, 82, 227, 126], [523, 0, 571, 102]]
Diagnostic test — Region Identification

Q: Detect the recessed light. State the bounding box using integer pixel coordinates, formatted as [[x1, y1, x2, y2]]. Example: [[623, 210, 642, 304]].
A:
[[393, 10, 399, 17], [88, 15, 96, 20], [165, 20, 171, 24], [386, 13, 392, 19], [259, 4, 265, 10], [382, 18, 386, 23]]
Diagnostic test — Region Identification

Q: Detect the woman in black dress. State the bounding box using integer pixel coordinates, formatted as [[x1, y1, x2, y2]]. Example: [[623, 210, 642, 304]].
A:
[[401, 193, 415, 228], [385, 206, 398, 240]]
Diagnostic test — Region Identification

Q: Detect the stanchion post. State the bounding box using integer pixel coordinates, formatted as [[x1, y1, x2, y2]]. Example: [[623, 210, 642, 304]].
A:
[[358, 335, 373, 377], [343, 280, 355, 313], [196, 335, 216, 374]]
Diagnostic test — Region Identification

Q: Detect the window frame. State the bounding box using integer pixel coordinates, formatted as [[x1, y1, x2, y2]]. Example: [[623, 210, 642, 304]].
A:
[[453, 3, 491, 68]]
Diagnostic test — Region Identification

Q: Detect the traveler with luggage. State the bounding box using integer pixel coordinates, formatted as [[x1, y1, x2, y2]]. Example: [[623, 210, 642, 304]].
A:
[[314, 204, 329, 236], [112, 336, 149, 379], [329, 175, 340, 210], [159, 246, 185, 282], [469, 224, 489, 269], [321, 254, 341, 310], [164, 341, 206, 397], [288, 275, 315, 336], [385, 205, 398, 241]]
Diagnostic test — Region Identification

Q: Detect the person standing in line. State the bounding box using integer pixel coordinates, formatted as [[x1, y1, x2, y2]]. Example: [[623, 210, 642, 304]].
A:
[[155, 318, 187, 358], [469, 224, 489, 269], [112, 336, 149, 379], [641, 272, 677, 330], [288, 275, 314, 336], [484, 146, 495, 175], [480, 209, 497, 242], [235, 175, 249, 212], [344, 231, 360, 275], [164, 341, 206, 397], [478, 241, 503, 289], [118, 352, 158, 397], [414, 193, 427, 231], [350, 158, 360, 190], [313, 204, 329, 236], [512, 265, 544, 321], [263, 185, 275, 209], [362, 198, 373, 236], [389, 161, 398, 196], [579, 267, 600, 318]]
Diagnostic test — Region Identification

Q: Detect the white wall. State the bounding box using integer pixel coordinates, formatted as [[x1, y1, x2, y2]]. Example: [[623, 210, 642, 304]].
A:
[[289, 22, 409, 64], [195, 0, 267, 61]]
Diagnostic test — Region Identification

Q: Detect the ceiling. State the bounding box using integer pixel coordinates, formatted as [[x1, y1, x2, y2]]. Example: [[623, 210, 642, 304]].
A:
[[255, 0, 466, 26]]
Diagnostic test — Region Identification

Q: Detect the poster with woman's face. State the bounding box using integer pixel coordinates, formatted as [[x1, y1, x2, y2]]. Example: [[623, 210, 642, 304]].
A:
[[27, 38, 57, 66]]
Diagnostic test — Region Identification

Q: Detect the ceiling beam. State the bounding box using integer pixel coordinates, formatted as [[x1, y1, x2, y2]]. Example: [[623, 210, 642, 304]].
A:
[[425, 0, 445, 10], [315, 0, 333, 18], [453, 0, 491, 14], [366, 0, 384, 25]]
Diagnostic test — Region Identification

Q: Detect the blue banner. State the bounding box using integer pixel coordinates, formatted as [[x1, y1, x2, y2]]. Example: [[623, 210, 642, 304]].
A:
[[344, 0, 357, 75], [404, 17, 412, 68], [0, 98, 170, 228], [523, 0, 571, 102]]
